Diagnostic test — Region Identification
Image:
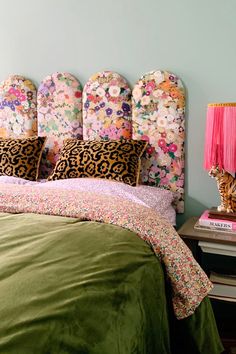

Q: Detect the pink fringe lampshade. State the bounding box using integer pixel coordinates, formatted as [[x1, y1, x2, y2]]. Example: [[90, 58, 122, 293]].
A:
[[204, 103, 236, 175]]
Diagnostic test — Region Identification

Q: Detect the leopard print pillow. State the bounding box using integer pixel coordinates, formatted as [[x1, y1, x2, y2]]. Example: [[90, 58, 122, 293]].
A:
[[0, 136, 46, 181], [48, 139, 147, 186]]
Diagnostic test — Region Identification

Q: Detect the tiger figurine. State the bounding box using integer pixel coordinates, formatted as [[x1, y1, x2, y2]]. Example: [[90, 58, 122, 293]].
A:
[[209, 166, 236, 213]]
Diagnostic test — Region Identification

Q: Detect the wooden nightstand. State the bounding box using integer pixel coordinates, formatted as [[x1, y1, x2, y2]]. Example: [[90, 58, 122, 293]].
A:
[[178, 217, 236, 353]]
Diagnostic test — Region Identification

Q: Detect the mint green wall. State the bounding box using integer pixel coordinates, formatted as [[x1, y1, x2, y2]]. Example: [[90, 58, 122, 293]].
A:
[[0, 0, 235, 224]]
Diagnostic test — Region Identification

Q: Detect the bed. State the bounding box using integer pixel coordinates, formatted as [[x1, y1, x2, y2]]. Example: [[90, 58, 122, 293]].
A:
[[0, 71, 223, 354]]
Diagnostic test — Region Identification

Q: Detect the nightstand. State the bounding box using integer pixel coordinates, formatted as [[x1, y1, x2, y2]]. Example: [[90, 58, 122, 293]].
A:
[[178, 217, 236, 353]]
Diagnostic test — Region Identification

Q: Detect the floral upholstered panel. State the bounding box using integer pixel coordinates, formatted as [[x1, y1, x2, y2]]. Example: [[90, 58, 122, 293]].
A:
[[37, 72, 83, 178], [132, 70, 185, 213], [83, 71, 132, 140], [0, 75, 37, 138]]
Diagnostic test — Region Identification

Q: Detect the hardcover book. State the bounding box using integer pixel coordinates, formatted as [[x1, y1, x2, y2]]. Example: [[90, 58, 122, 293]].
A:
[[198, 210, 236, 231]]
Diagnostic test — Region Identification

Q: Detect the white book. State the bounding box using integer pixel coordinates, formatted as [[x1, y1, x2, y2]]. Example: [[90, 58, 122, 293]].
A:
[[209, 283, 236, 299], [210, 272, 236, 286]]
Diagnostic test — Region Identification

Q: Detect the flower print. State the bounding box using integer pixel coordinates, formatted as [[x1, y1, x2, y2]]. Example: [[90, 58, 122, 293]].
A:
[[27, 91, 33, 100], [158, 154, 171, 167], [160, 169, 166, 178], [21, 101, 29, 110], [75, 91, 82, 98], [146, 81, 156, 92], [141, 95, 150, 106], [161, 132, 167, 138], [169, 123, 180, 134], [14, 100, 20, 106], [162, 145, 169, 153], [158, 139, 166, 148], [176, 178, 184, 187], [100, 102, 105, 108], [122, 102, 131, 113], [109, 85, 120, 97], [84, 102, 90, 109], [14, 89, 21, 97], [169, 143, 177, 153], [157, 116, 167, 128], [96, 87, 105, 97], [92, 119, 102, 131], [94, 106, 100, 111], [106, 108, 113, 116], [152, 89, 163, 98], [19, 94, 26, 102], [132, 87, 142, 101], [12, 123, 22, 135], [116, 110, 122, 116], [153, 71, 164, 84], [122, 129, 131, 139], [167, 114, 174, 123], [160, 176, 169, 185], [141, 135, 150, 143], [146, 146, 155, 154]]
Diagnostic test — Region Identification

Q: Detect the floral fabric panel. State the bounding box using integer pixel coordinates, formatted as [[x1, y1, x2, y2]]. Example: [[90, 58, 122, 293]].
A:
[[37, 72, 83, 178], [83, 71, 132, 140], [132, 70, 185, 213], [0, 75, 37, 138], [0, 183, 212, 320]]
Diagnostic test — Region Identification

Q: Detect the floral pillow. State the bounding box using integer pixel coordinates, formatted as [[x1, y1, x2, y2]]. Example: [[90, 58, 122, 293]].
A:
[[48, 139, 147, 186], [0, 136, 46, 181]]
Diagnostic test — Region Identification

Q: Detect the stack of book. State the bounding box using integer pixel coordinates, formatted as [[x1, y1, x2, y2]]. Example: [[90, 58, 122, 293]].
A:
[[194, 208, 236, 234], [209, 271, 236, 302]]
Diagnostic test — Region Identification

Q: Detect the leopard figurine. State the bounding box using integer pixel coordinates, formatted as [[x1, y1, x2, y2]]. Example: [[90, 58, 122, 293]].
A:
[[209, 166, 236, 213]]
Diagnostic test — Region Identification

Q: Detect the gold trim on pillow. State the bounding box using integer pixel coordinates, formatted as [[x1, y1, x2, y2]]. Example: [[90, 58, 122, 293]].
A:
[[0, 136, 46, 181], [48, 139, 148, 186]]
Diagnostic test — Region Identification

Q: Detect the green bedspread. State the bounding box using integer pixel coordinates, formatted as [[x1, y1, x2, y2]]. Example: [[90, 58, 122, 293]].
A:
[[0, 213, 223, 354]]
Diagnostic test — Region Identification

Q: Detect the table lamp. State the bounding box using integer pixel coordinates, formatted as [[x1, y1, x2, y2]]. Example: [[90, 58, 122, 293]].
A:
[[204, 103, 236, 214]]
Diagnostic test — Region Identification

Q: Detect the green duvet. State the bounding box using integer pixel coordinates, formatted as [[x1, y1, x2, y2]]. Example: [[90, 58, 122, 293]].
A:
[[0, 213, 223, 354]]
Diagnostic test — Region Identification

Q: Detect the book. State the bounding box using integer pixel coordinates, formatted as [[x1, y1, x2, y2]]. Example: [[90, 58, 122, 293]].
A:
[[210, 272, 236, 286], [209, 283, 236, 299], [198, 210, 236, 231], [194, 220, 236, 235], [209, 294, 236, 303]]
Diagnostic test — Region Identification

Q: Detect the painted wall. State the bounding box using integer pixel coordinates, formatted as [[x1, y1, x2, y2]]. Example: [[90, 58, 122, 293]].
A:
[[0, 0, 235, 225]]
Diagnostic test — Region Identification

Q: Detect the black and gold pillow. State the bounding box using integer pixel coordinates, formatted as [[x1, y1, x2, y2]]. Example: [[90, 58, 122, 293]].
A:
[[48, 139, 148, 186], [0, 136, 46, 181]]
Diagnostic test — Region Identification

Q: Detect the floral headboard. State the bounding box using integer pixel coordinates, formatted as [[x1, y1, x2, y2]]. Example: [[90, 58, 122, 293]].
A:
[[0, 70, 185, 213], [132, 70, 185, 213], [0, 75, 37, 138], [83, 71, 132, 140], [37, 72, 83, 177]]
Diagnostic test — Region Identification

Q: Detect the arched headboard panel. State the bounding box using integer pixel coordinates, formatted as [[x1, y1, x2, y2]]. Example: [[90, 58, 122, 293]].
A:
[[0, 75, 37, 138], [37, 72, 83, 177], [132, 70, 185, 213], [83, 71, 132, 140]]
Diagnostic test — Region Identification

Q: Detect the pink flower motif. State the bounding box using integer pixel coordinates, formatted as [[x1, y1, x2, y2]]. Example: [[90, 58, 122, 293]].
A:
[[141, 135, 150, 143], [8, 88, 15, 94], [150, 166, 159, 173], [146, 81, 155, 92], [146, 146, 155, 154], [160, 170, 166, 178], [169, 144, 177, 152], [160, 176, 169, 185], [14, 89, 21, 97], [162, 146, 169, 153], [176, 179, 184, 187], [19, 95, 26, 102], [158, 139, 166, 148], [161, 132, 167, 138]]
